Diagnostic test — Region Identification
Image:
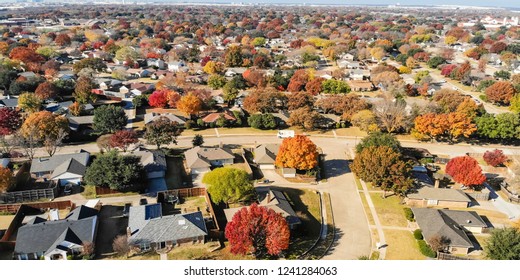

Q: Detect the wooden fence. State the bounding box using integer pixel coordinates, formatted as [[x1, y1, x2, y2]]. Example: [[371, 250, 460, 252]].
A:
[[95, 186, 120, 196], [0, 183, 58, 204], [501, 187, 520, 203], [156, 187, 206, 200], [0, 200, 75, 214], [437, 252, 471, 260]]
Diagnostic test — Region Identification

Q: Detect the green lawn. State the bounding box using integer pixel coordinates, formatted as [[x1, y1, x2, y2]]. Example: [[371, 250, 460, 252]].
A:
[[369, 193, 408, 227], [384, 229, 425, 260]]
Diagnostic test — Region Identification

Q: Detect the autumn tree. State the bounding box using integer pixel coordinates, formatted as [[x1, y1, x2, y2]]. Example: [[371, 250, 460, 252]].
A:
[[0, 108, 21, 136], [203, 61, 224, 74], [148, 90, 168, 108], [305, 77, 324, 95], [18, 93, 42, 113], [35, 81, 59, 100], [372, 99, 408, 133], [351, 110, 378, 132], [74, 76, 96, 105], [68, 102, 83, 116], [433, 89, 467, 113], [20, 111, 68, 156], [0, 167, 13, 192], [54, 33, 71, 46], [109, 130, 139, 152], [92, 105, 128, 135], [485, 81, 515, 105], [483, 149, 508, 167], [9, 46, 44, 65], [413, 113, 476, 142], [275, 135, 318, 170], [177, 94, 202, 118], [351, 146, 413, 197], [72, 57, 106, 74], [202, 167, 254, 205], [225, 203, 290, 259], [144, 116, 182, 149], [288, 107, 324, 130], [446, 156, 486, 188], [287, 92, 314, 110], [224, 45, 243, 67], [243, 87, 287, 113], [315, 95, 369, 122], [287, 69, 309, 93]]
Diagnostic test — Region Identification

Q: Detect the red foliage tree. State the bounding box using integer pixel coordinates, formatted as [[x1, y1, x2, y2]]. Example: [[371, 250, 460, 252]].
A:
[[0, 107, 21, 136], [483, 149, 508, 167], [305, 77, 325, 95], [446, 156, 486, 188], [9, 46, 44, 64], [35, 82, 59, 100], [148, 90, 168, 108], [441, 64, 457, 76], [287, 69, 309, 93], [225, 203, 290, 258], [489, 41, 507, 54], [109, 130, 139, 152]]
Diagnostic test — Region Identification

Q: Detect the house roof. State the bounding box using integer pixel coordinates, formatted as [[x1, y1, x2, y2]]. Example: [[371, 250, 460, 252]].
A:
[[144, 112, 186, 125], [0, 98, 18, 108], [202, 112, 236, 123], [224, 187, 301, 226], [128, 204, 207, 244], [131, 149, 167, 173], [412, 208, 486, 248], [184, 146, 234, 169], [407, 187, 471, 202], [347, 80, 374, 89], [50, 158, 87, 179], [254, 144, 280, 165], [14, 209, 97, 255], [30, 152, 90, 174], [64, 205, 99, 221], [67, 115, 95, 126]]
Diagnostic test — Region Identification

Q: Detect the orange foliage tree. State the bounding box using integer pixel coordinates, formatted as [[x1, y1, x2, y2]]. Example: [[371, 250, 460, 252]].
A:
[[0, 167, 13, 192], [275, 135, 318, 170], [485, 81, 515, 105], [35, 81, 59, 100], [225, 203, 290, 259], [413, 112, 476, 142], [177, 94, 202, 118]]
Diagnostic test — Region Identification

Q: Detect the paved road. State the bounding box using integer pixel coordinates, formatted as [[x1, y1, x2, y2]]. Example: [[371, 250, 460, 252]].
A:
[[484, 182, 520, 220]]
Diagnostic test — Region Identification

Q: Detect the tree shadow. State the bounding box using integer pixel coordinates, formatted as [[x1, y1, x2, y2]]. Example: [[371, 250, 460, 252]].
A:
[[322, 159, 350, 179], [94, 205, 128, 259], [320, 227, 345, 259]]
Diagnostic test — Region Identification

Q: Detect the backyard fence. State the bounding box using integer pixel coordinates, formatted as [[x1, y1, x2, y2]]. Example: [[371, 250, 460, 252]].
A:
[[95, 187, 120, 196], [0, 182, 58, 204], [437, 252, 471, 260], [0, 200, 75, 214]]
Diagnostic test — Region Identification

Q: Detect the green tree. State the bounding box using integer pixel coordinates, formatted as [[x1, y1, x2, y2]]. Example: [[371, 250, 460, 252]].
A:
[[222, 82, 239, 104], [207, 74, 227, 89], [0, 69, 18, 91], [144, 116, 182, 149], [192, 134, 204, 147], [476, 113, 520, 140], [84, 150, 145, 192], [224, 45, 243, 67], [203, 167, 254, 205], [485, 227, 520, 260], [494, 70, 511, 80], [115, 46, 141, 62], [351, 146, 413, 197], [92, 105, 128, 135], [427, 56, 447, 69], [355, 132, 401, 153], [321, 79, 351, 94]]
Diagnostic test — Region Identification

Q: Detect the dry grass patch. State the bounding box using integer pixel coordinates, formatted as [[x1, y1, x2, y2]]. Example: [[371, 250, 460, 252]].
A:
[[359, 194, 375, 226], [0, 215, 15, 229], [334, 127, 367, 137], [369, 193, 408, 227], [384, 229, 425, 260]]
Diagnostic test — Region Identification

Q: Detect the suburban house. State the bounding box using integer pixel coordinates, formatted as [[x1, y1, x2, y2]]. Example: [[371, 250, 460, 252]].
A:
[[0, 97, 18, 109], [201, 111, 237, 125], [347, 80, 375, 92], [131, 149, 167, 193], [127, 203, 207, 252], [253, 144, 280, 170], [14, 205, 98, 260], [406, 187, 472, 208], [224, 187, 301, 229], [412, 208, 487, 255], [184, 146, 235, 175], [30, 151, 90, 186], [144, 112, 186, 126], [411, 165, 435, 187]]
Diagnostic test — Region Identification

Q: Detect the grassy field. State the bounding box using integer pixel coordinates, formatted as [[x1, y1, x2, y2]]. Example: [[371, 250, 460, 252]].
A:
[[384, 229, 426, 260], [369, 193, 408, 227]]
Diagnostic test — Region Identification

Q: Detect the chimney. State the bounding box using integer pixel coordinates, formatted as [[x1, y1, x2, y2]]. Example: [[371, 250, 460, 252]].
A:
[[267, 191, 271, 203], [434, 179, 440, 189]]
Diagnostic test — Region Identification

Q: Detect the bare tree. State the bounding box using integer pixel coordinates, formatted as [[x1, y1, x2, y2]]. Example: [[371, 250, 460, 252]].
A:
[[373, 97, 408, 133], [0, 136, 16, 156], [96, 134, 113, 153], [13, 130, 39, 161], [44, 128, 68, 157], [427, 235, 451, 253], [81, 241, 95, 259], [112, 235, 130, 257]]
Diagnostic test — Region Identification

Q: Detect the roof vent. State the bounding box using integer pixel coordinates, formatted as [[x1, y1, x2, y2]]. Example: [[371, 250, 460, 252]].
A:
[[466, 220, 471, 223], [178, 220, 185, 225]]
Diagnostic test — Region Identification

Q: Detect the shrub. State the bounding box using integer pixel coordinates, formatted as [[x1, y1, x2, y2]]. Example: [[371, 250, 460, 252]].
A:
[[479, 94, 488, 102], [417, 240, 437, 258], [413, 229, 423, 240], [184, 120, 196, 129], [483, 149, 508, 167], [404, 208, 415, 222]]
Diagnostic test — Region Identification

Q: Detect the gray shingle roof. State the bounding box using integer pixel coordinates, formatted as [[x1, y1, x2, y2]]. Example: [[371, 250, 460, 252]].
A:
[[65, 205, 99, 221], [412, 208, 486, 248], [14, 214, 97, 255], [30, 152, 90, 174], [50, 158, 87, 179], [144, 112, 186, 125], [184, 146, 234, 169], [131, 149, 167, 173], [407, 188, 471, 202], [128, 203, 207, 244], [0, 98, 18, 108], [254, 144, 280, 165]]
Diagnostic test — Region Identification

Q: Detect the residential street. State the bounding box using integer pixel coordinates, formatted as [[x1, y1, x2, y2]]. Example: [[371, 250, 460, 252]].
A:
[[35, 133, 520, 259]]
